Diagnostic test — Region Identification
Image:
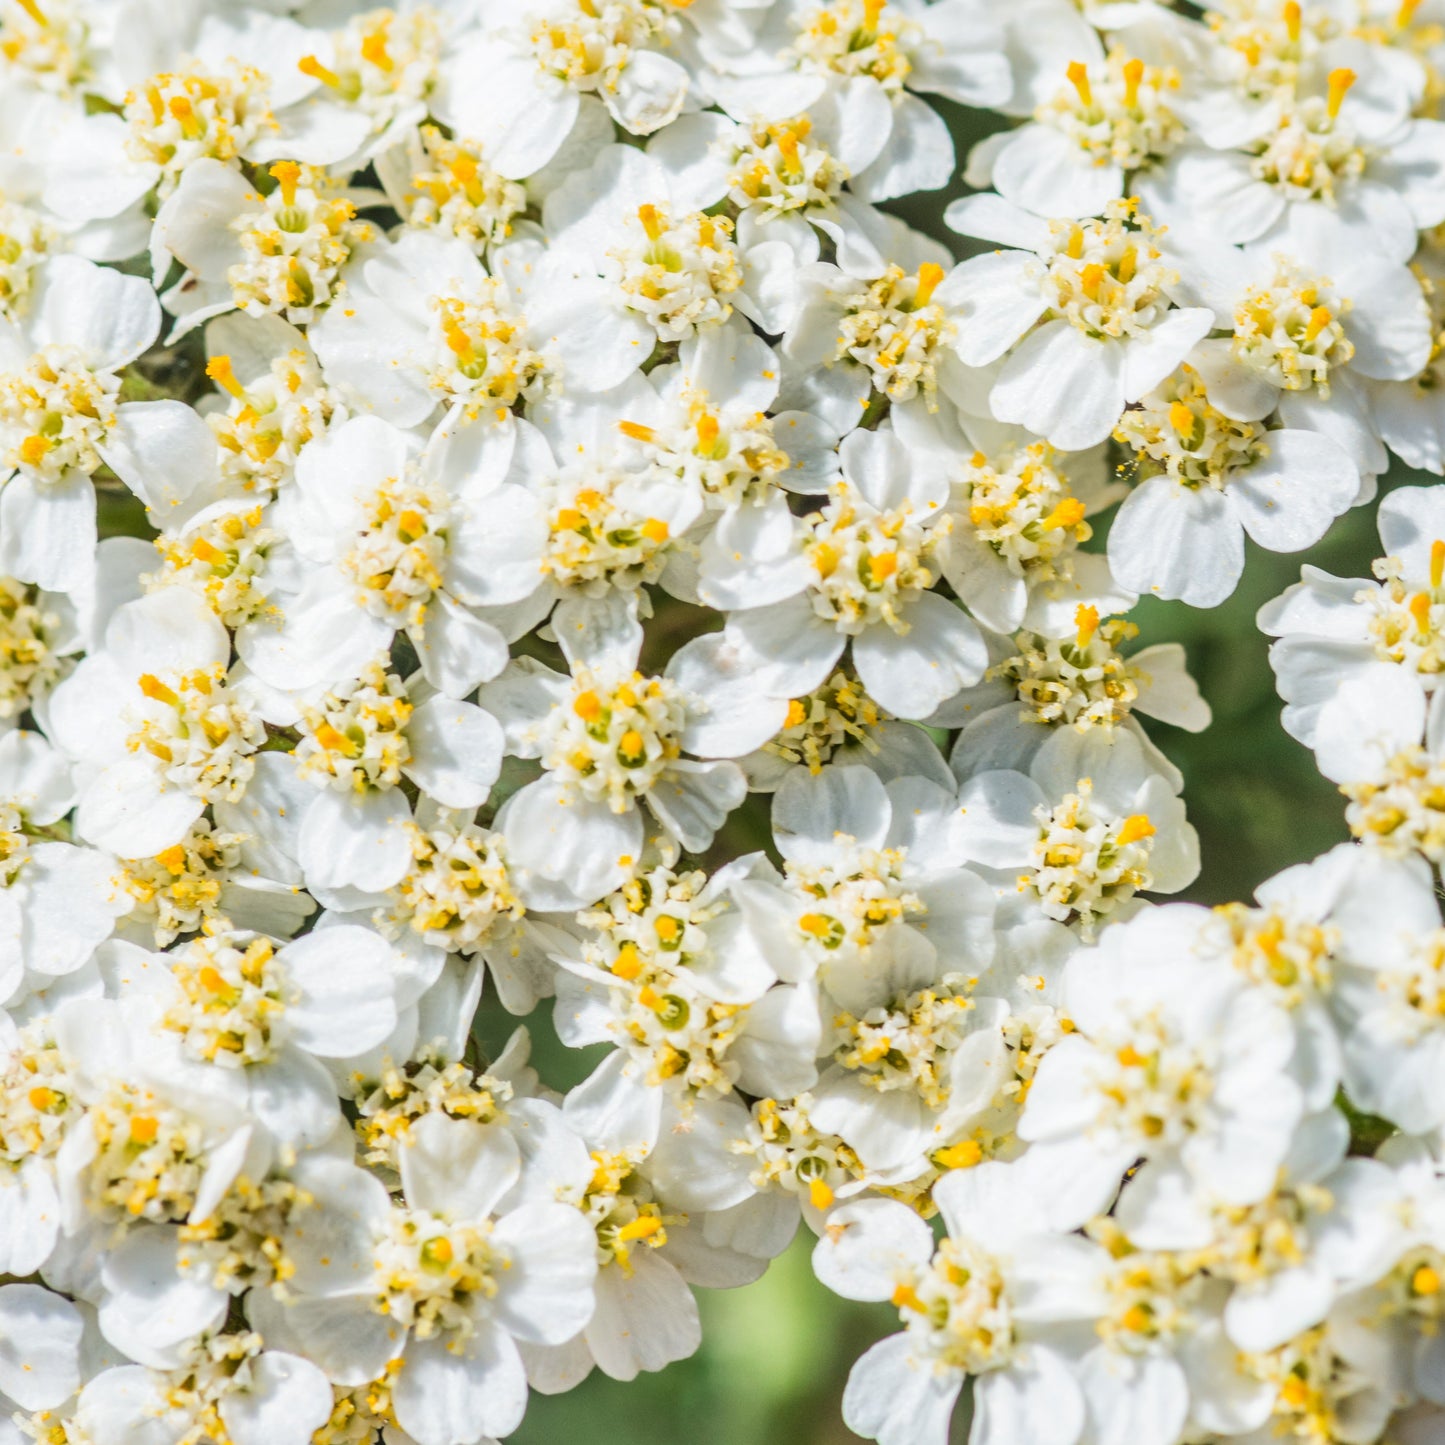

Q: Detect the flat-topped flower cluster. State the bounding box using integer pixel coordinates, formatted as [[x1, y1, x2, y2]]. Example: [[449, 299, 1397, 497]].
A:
[[2, 0, 1445, 1442]]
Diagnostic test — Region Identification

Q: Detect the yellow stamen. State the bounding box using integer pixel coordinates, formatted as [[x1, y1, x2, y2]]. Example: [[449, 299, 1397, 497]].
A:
[[1283, 0, 1302, 43], [1066, 60, 1093, 109], [315, 721, 359, 757], [1432, 539, 1445, 590], [1122, 57, 1144, 109], [1411, 591, 1434, 634], [619, 728, 645, 760], [298, 55, 343, 89], [1414, 1265, 1442, 1295], [617, 1215, 662, 1243], [14, 0, 46, 26], [1326, 67, 1356, 120], [1116, 1043, 1148, 1067], [198, 965, 231, 995], [869, 551, 898, 584], [695, 412, 720, 451], [154, 844, 187, 875], [269, 161, 301, 209], [18, 435, 49, 467], [573, 691, 602, 722], [1074, 604, 1100, 648], [129, 1115, 159, 1145], [1121, 1304, 1153, 1334], [785, 699, 807, 728], [1303, 306, 1333, 344], [913, 262, 945, 309], [808, 1177, 834, 1210], [1169, 400, 1197, 438], [1280, 1376, 1310, 1409], [798, 912, 833, 938], [27, 1086, 57, 1111], [891, 1282, 927, 1313], [654, 915, 682, 945], [1115, 813, 1156, 846], [641, 518, 669, 543], [1080, 263, 1106, 300], [637, 204, 664, 241], [1041, 497, 1087, 531], [619, 420, 657, 443], [360, 27, 393, 70], [206, 355, 246, 400], [611, 943, 643, 981], [863, 0, 885, 32], [1398, 0, 1423, 28], [138, 673, 179, 706], [934, 1140, 983, 1170]]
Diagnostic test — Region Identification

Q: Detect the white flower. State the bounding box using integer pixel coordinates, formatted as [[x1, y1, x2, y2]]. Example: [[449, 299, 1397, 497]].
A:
[[0, 253, 159, 591], [47, 589, 266, 857], [151, 159, 374, 339], [815, 1154, 1104, 1445], [1018, 904, 1305, 1219], [956, 725, 1199, 934], [1259, 484, 1445, 770], [480, 631, 748, 909], [252, 1114, 597, 1445], [236, 415, 511, 698], [1108, 360, 1360, 607], [942, 196, 1214, 451], [709, 427, 987, 721], [440, 0, 694, 173], [709, 0, 1012, 205]]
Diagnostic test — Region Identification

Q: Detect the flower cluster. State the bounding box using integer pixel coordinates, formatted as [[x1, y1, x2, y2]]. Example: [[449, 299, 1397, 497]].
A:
[[1, 0, 1445, 1443]]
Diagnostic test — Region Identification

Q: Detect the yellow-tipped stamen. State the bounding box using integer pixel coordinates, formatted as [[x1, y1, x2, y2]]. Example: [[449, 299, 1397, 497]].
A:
[[269, 161, 301, 209], [1283, 0, 1302, 42], [641, 518, 669, 543], [440, 312, 476, 365], [1411, 591, 1434, 634], [155, 844, 187, 874], [1041, 497, 1087, 531], [298, 54, 343, 89], [1431, 539, 1445, 590], [167, 95, 203, 141], [619, 728, 645, 761], [1121, 1304, 1153, 1334], [618, 420, 657, 443], [1074, 603, 1100, 648], [14, 0, 46, 26], [785, 699, 807, 728], [611, 943, 643, 981], [1168, 400, 1196, 437], [1116, 246, 1138, 285], [869, 551, 899, 584], [1414, 1265, 1442, 1296], [360, 26, 393, 71], [934, 1140, 983, 1170], [206, 355, 246, 400], [807, 1177, 834, 1210], [913, 262, 944, 309], [573, 690, 602, 722], [198, 965, 232, 995], [315, 721, 360, 757], [18, 435, 49, 467], [1398, 0, 1423, 29], [129, 1115, 159, 1145], [190, 536, 225, 566], [654, 915, 682, 945], [1326, 67, 1356, 120], [28, 1086, 58, 1111], [891, 1282, 927, 1314], [138, 673, 179, 706], [776, 127, 802, 178], [617, 1214, 663, 1243], [863, 0, 885, 33], [1080, 262, 1106, 300], [1303, 305, 1333, 344], [1116, 813, 1156, 846], [1066, 60, 1093, 109], [637, 204, 664, 241], [1122, 57, 1144, 109], [695, 412, 720, 451], [1065, 225, 1084, 260]]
